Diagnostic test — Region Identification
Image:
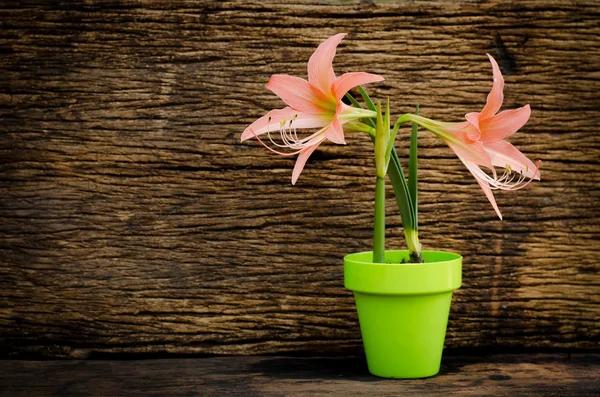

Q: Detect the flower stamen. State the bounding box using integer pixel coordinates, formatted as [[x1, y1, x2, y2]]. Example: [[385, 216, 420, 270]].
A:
[[466, 160, 541, 191], [249, 118, 329, 157]]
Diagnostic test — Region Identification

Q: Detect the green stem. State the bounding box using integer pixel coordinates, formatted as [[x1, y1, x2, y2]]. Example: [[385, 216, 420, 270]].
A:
[[373, 176, 386, 263]]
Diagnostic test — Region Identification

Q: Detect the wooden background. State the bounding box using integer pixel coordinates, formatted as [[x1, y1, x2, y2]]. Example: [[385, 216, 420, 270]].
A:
[[0, 0, 598, 359]]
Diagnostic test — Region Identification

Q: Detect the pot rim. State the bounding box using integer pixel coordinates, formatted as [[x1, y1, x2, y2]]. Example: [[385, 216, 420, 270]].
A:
[[344, 250, 462, 295], [344, 249, 462, 266]]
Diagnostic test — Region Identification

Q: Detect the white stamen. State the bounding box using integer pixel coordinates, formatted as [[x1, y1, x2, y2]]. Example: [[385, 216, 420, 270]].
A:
[[465, 162, 539, 191], [261, 114, 330, 153]]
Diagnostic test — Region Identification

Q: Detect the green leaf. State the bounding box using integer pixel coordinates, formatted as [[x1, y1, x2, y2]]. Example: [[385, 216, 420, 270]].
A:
[[385, 113, 403, 171], [387, 147, 415, 231], [344, 92, 363, 109], [358, 86, 377, 112], [408, 105, 419, 231]]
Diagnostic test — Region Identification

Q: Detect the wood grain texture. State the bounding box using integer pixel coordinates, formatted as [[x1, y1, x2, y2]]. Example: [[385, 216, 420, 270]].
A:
[[0, 0, 599, 358], [1, 355, 599, 396]]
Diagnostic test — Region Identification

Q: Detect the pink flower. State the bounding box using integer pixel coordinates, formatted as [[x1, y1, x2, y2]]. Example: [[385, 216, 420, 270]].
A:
[[408, 54, 540, 219], [241, 33, 383, 184]]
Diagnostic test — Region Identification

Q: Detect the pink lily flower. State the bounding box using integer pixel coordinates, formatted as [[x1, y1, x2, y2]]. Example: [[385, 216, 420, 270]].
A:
[[407, 54, 540, 219], [241, 33, 384, 184]]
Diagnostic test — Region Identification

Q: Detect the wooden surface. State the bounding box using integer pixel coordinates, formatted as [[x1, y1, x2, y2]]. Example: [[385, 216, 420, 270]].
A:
[[0, 355, 598, 396], [1, 0, 599, 358]]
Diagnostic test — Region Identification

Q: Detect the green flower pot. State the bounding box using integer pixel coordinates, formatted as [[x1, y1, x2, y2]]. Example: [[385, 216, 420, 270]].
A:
[[344, 250, 462, 379]]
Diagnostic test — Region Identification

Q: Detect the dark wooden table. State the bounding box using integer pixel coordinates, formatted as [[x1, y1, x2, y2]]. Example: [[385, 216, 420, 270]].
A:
[[1, 354, 598, 396]]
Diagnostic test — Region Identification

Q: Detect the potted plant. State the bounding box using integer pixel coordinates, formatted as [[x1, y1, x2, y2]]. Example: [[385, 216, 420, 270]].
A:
[[241, 33, 540, 378]]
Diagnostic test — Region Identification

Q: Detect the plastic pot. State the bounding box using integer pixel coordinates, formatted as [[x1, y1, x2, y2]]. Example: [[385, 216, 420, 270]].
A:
[[344, 250, 462, 378]]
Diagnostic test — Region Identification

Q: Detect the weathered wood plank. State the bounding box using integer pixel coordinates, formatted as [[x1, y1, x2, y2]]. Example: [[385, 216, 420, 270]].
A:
[[0, 355, 598, 396], [0, 0, 599, 358]]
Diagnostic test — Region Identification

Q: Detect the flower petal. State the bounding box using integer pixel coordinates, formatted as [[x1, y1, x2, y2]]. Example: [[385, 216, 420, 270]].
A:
[[406, 116, 493, 169], [484, 139, 540, 180], [479, 105, 531, 143], [454, 155, 503, 219], [307, 33, 347, 97], [464, 112, 482, 141], [475, 177, 503, 219], [465, 112, 480, 130], [447, 138, 493, 170], [291, 142, 322, 185], [479, 54, 505, 121], [241, 107, 331, 141], [331, 72, 384, 101], [266, 74, 326, 114], [325, 113, 345, 144]]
